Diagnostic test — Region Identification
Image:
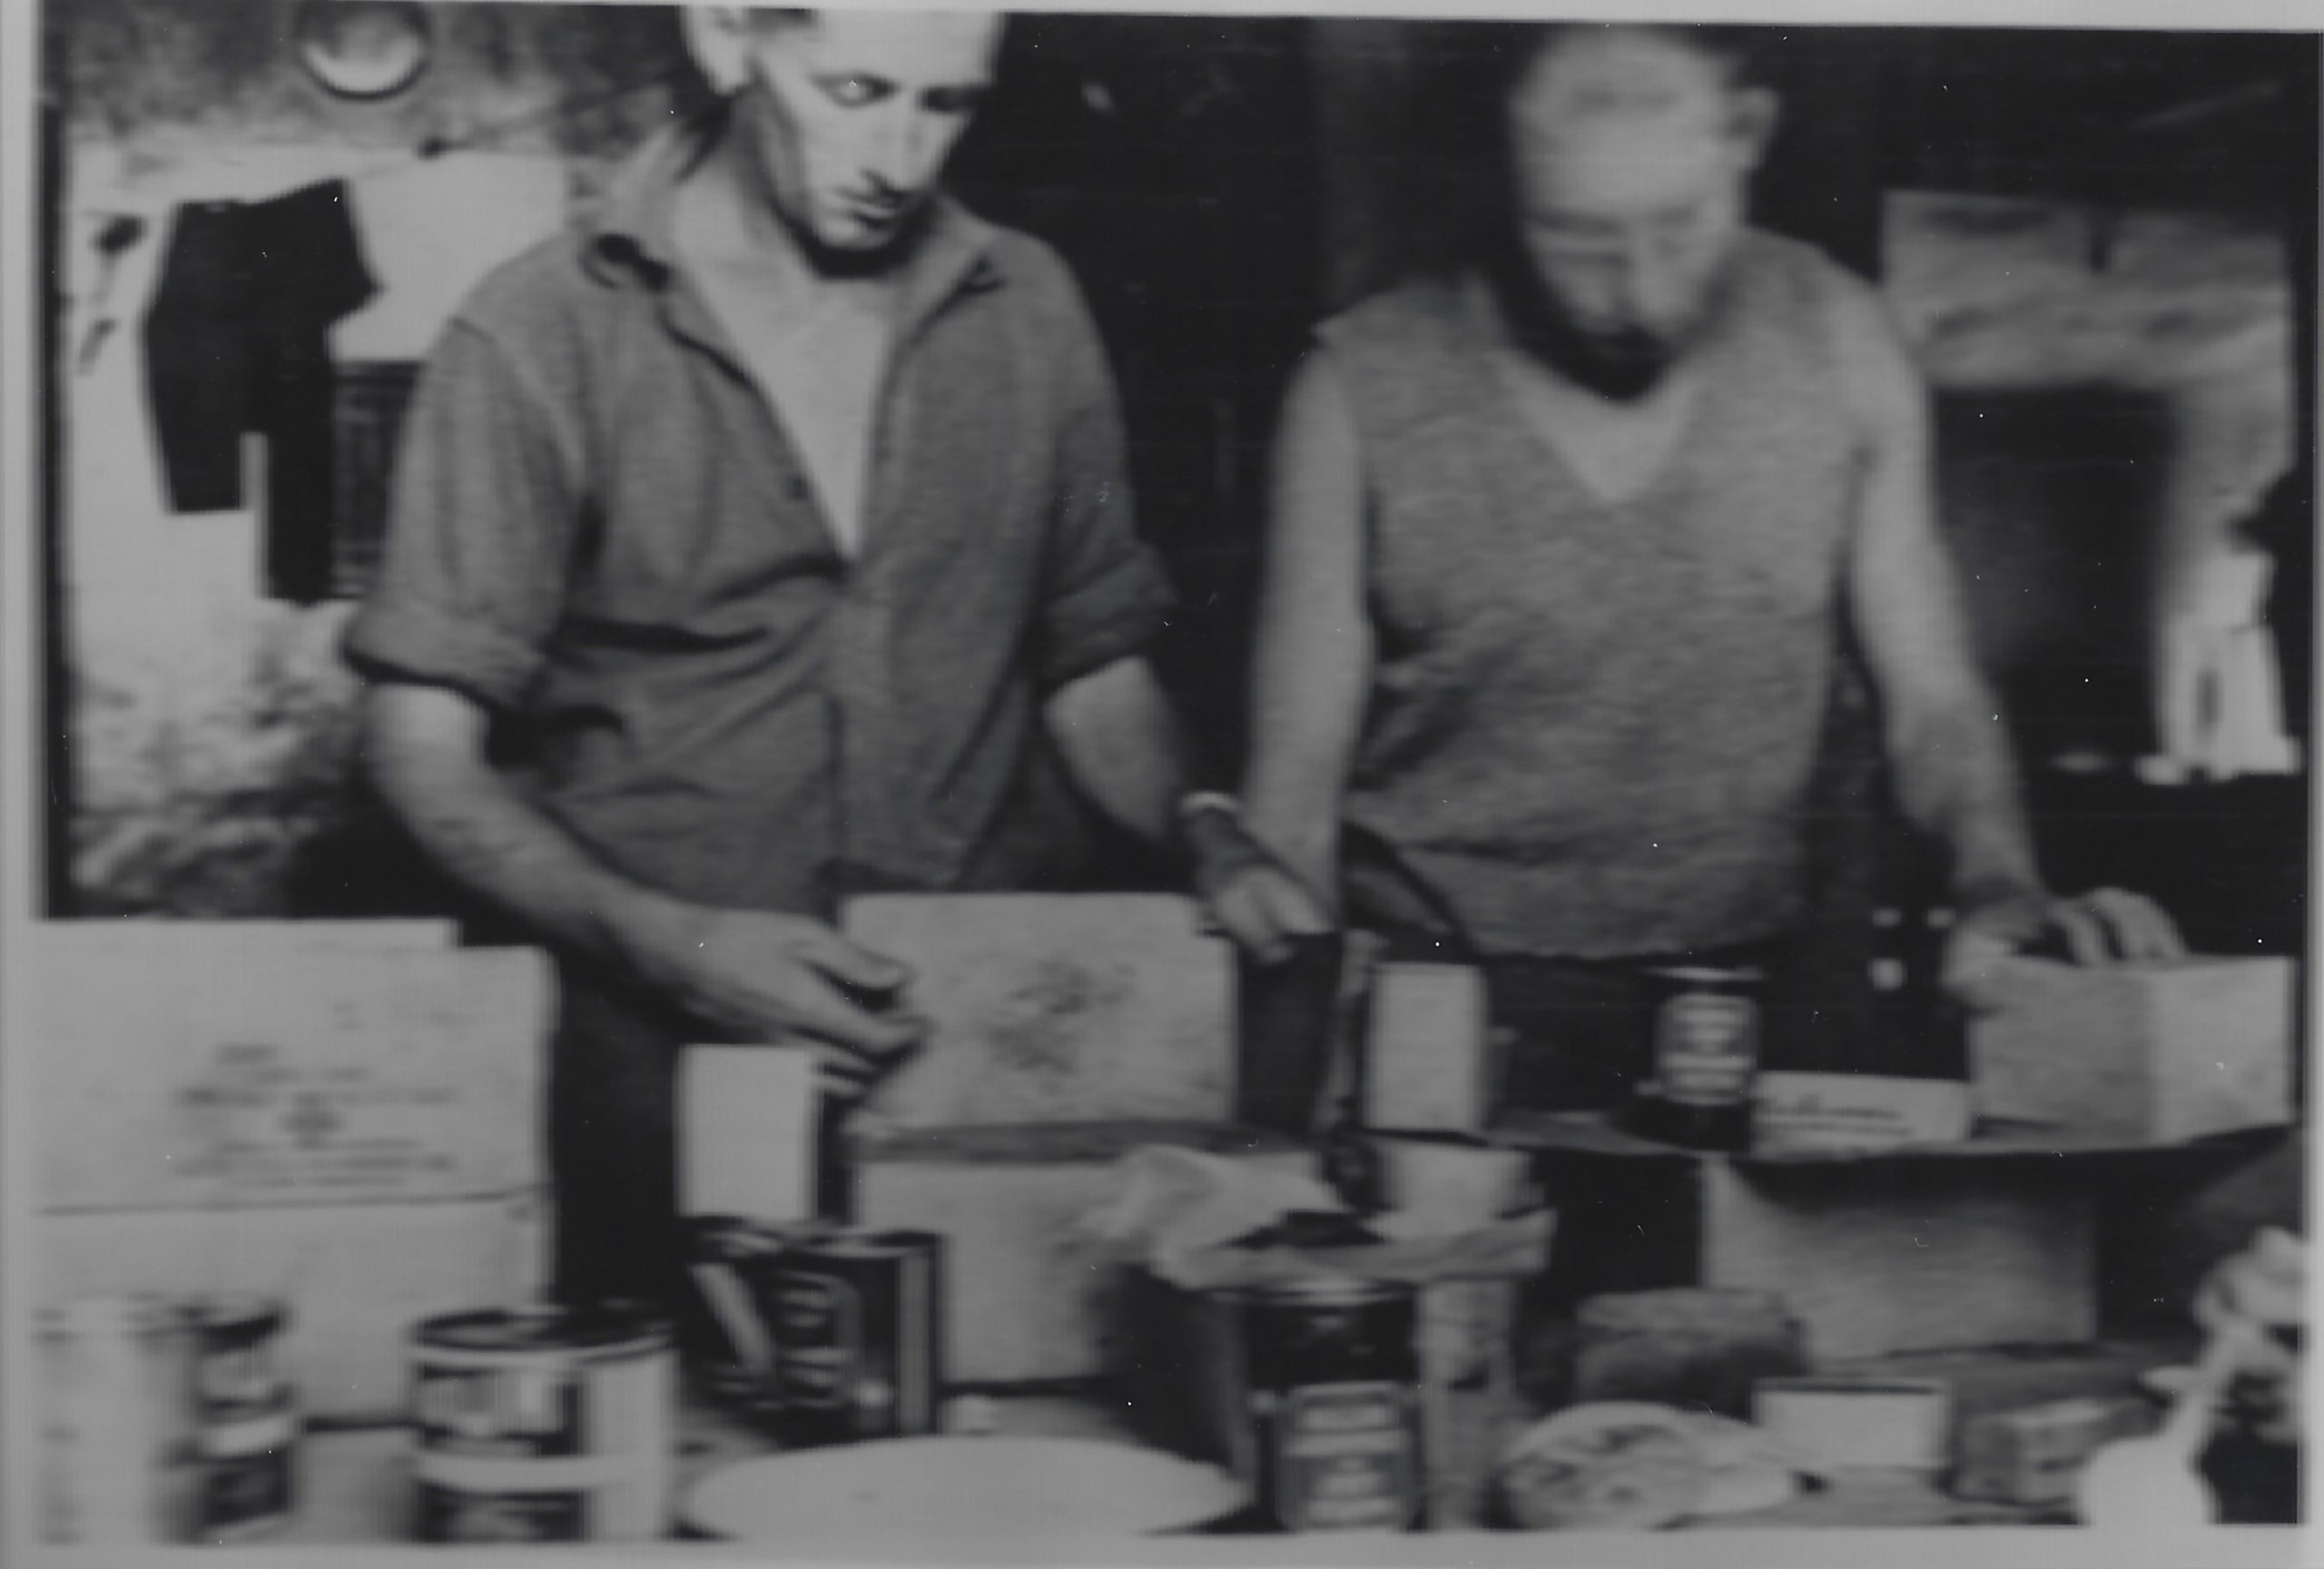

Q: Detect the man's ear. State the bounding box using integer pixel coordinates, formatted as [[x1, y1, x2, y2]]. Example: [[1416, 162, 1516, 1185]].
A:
[[683, 6, 753, 95], [1728, 84, 1781, 170]]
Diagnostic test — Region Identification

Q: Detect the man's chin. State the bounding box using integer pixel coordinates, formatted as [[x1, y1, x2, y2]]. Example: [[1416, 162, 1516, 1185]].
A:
[[802, 215, 918, 276]]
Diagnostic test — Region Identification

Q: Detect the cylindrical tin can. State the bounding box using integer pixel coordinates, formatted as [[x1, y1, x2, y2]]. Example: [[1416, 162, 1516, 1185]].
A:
[[409, 1302, 675, 1544], [37, 1294, 203, 1544], [1629, 966, 1765, 1150], [681, 1215, 835, 1416], [766, 1229, 944, 1446], [1239, 1278, 1424, 1534], [184, 1295, 298, 1543]]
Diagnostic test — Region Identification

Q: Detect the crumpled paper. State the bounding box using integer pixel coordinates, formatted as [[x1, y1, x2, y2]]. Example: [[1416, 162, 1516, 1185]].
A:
[[1074, 1143, 1553, 1291]]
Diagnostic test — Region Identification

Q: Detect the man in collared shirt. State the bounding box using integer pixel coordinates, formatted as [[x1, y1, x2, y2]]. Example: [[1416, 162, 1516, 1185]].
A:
[[346, 7, 1323, 1304]]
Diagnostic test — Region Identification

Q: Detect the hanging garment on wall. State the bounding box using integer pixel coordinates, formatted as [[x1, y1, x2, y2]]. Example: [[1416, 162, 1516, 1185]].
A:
[[142, 180, 379, 603]]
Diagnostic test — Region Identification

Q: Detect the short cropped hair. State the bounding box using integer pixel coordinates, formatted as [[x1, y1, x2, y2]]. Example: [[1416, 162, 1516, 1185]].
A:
[[1502, 22, 1765, 105]]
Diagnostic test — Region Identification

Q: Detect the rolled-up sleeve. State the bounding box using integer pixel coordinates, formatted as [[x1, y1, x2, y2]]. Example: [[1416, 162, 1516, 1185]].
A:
[[1030, 281, 1176, 691], [342, 320, 577, 713]]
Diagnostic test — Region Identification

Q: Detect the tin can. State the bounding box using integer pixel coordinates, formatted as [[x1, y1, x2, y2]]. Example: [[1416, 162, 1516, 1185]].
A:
[[37, 1294, 203, 1544], [1630, 966, 1765, 1150], [682, 1216, 834, 1416], [409, 1302, 675, 1544], [1240, 1278, 1424, 1534], [184, 1295, 298, 1542], [766, 1229, 944, 1446]]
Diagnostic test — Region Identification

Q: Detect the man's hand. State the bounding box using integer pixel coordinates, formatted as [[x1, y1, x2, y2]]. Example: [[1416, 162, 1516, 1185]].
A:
[[1942, 885, 2187, 1008], [620, 898, 929, 1098], [1183, 805, 1334, 965]]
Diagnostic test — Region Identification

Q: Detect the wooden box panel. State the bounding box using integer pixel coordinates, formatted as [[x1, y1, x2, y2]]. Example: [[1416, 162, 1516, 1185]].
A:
[[1968, 957, 2294, 1143], [843, 895, 1234, 1128]]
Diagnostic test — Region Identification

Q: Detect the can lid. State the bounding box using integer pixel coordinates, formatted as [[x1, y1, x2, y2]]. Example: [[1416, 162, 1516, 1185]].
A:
[[1647, 965, 1767, 987], [37, 1292, 185, 1337], [183, 1293, 290, 1337], [686, 1216, 833, 1260], [1226, 1275, 1414, 1308], [801, 1229, 944, 1257], [414, 1301, 673, 1356]]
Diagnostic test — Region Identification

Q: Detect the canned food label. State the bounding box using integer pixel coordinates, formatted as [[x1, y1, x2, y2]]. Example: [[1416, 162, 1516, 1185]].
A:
[[416, 1482, 586, 1544], [201, 1448, 292, 1536], [1653, 993, 1759, 1108], [197, 1345, 287, 1423], [415, 1367, 582, 1457], [1266, 1382, 1418, 1532], [772, 1274, 860, 1411]]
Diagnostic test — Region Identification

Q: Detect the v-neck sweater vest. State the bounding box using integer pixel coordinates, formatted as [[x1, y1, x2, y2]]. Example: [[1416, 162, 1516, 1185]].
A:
[[1318, 231, 1861, 959]]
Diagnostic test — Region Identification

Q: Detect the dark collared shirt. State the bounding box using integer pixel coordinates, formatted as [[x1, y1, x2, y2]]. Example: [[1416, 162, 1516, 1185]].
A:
[[346, 115, 1172, 915]]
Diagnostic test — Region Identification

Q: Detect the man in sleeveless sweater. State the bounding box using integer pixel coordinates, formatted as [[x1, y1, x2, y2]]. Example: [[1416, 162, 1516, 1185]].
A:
[[346, 9, 1324, 1306], [1240, 23, 2182, 1106]]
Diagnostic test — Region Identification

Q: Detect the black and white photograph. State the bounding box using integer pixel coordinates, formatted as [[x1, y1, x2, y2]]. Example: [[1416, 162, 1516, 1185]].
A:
[[4, 0, 2318, 1559]]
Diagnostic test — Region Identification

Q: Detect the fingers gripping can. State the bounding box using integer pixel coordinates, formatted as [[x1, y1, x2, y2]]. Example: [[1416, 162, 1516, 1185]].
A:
[[409, 1304, 675, 1543], [767, 1229, 944, 1446]]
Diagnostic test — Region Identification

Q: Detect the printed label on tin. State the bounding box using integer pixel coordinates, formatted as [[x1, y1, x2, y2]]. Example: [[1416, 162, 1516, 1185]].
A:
[[772, 1274, 861, 1411], [416, 1483, 586, 1544], [415, 1367, 582, 1457], [197, 1345, 288, 1424], [200, 1447, 292, 1537], [1267, 1382, 1418, 1532], [1653, 993, 1759, 1108]]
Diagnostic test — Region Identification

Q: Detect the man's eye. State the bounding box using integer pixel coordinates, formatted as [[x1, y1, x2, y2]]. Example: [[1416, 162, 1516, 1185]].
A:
[[922, 86, 990, 116], [817, 75, 893, 108]]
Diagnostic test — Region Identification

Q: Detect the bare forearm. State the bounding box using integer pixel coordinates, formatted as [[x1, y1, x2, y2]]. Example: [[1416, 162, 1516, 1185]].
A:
[[1887, 697, 2045, 906], [361, 687, 680, 972], [1044, 656, 1199, 847]]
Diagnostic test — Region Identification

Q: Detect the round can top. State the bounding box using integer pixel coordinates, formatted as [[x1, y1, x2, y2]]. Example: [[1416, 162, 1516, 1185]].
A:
[[1645, 965, 1767, 989], [794, 1229, 944, 1258], [183, 1294, 289, 1338], [686, 1215, 834, 1260], [37, 1292, 188, 1337], [1226, 1275, 1415, 1310], [413, 1301, 674, 1357]]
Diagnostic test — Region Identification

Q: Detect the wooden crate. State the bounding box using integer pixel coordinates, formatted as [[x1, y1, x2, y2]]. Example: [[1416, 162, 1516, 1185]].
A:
[[1504, 1117, 2102, 1360], [1968, 957, 2295, 1143], [842, 895, 1235, 1128]]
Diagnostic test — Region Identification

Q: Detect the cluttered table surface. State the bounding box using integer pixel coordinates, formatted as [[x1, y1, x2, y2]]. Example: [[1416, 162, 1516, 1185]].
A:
[[283, 1339, 2207, 1543]]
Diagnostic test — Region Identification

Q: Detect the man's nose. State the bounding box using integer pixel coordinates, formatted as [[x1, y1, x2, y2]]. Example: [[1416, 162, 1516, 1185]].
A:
[[862, 109, 937, 199]]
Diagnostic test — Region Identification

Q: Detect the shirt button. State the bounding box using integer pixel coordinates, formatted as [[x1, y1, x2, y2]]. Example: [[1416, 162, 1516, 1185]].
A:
[[786, 476, 811, 501]]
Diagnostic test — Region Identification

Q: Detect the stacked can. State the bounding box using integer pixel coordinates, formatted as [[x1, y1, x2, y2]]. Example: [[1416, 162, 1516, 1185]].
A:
[[185, 1296, 299, 1542], [409, 1303, 675, 1544], [37, 1295, 204, 1544], [765, 1229, 945, 1447], [1240, 1278, 1426, 1534]]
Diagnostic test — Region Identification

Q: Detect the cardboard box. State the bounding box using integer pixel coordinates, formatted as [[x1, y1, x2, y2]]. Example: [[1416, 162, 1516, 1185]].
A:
[[843, 896, 1235, 1127], [1508, 1116, 2100, 1359], [26, 934, 555, 1419], [1752, 1073, 1974, 1155], [31, 943, 551, 1210], [1366, 963, 1493, 1131], [1969, 957, 2294, 1142], [852, 1121, 1312, 1384]]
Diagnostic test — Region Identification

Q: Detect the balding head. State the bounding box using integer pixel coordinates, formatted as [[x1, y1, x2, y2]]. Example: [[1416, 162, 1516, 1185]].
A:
[[1498, 25, 1777, 395]]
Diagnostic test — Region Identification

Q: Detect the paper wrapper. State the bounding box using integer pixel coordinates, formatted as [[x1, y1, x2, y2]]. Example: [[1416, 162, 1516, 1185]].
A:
[[1075, 1142, 1553, 1289]]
